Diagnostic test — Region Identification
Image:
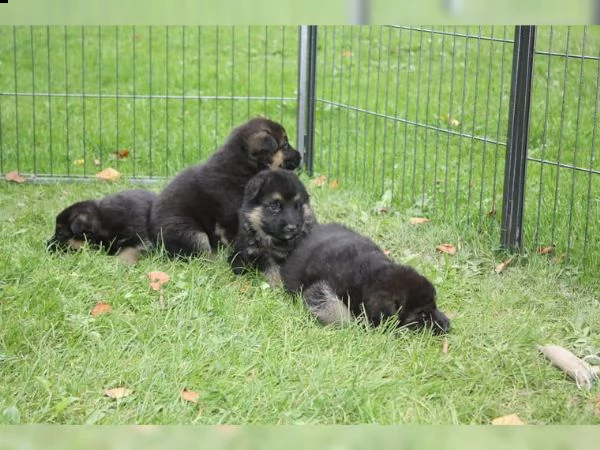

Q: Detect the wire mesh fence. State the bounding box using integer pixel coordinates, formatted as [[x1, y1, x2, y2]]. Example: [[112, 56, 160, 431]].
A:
[[309, 25, 599, 271], [0, 26, 299, 180], [0, 25, 598, 272]]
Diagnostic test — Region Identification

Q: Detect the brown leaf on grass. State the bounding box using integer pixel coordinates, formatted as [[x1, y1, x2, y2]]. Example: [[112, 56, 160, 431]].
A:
[[104, 387, 133, 399], [95, 167, 121, 181], [91, 301, 112, 317], [537, 246, 553, 255], [436, 244, 457, 256], [442, 338, 449, 354], [93, 159, 101, 166], [342, 50, 353, 57], [181, 388, 200, 403], [486, 205, 497, 218], [112, 149, 130, 160], [311, 175, 328, 187], [491, 413, 526, 425], [148, 271, 170, 291], [4, 171, 26, 183], [329, 179, 340, 189], [439, 114, 461, 127], [409, 217, 430, 225], [73, 159, 85, 166], [494, 257, 513, 274]]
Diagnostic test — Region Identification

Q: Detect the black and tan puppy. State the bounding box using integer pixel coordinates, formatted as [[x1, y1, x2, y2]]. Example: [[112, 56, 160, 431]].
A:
[[150, 117, 301, 257], [229, 169, 316, 285], [47, 189, 157, 264], [280, 223, 451, 335]]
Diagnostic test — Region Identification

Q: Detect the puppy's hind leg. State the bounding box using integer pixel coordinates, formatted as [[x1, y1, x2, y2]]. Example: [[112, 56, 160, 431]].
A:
[[302, 280, 352, 326]]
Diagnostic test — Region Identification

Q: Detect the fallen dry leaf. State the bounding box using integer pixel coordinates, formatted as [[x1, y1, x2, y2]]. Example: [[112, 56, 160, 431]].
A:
[[494, 257, 513, 274], [330, 179, 340, 189], [537, 246, 554, 255], [181, 388, 200, 403], [148, 271, 170, 293], [104, 387, 133, 399], [442, 337, 449, 354], [436, 244, 457, 256], [73, 159, 85, 166], [410, 217, 430, 225], [486, 205, 497, 218], [448, 117, 460, 127], [93, 159, 101, 166], [95, 167, 121, 181], [112, 149, 130, 160], [342, 50, 353, 57], [311, 175, 328, 187], [491, 413, 526, 425], [4, 171, 26, 183], [91, 301, 112, 317]]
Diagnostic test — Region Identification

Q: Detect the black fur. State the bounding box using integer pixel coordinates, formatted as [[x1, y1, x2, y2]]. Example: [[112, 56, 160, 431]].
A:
[[280, 223, 451, 334], [229, 169, 316, 285], [150, 117, 301, 257], [47, 189, 157, 259]]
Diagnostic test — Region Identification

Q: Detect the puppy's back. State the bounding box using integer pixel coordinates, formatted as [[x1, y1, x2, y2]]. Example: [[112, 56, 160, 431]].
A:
[[281, 223, 382, 292]]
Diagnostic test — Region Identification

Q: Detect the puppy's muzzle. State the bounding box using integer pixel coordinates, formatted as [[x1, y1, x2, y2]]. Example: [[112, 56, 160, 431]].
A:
[[283, 148, 301, 170], [430, 308, 451, 335]]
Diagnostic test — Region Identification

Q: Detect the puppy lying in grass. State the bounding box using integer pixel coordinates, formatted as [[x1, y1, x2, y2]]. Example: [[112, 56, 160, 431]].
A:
[[280, 223, 451, 335], [150, 117, 301, 258], [230, 169, 316, 286], [47, 189, 157, 264]]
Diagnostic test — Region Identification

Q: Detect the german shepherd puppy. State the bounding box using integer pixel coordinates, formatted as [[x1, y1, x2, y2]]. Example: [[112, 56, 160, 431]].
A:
[[280, 223, 451, 335], [47, 189, 157, 264], [229, 169, 316, 286], [150, 118, 301, 257]]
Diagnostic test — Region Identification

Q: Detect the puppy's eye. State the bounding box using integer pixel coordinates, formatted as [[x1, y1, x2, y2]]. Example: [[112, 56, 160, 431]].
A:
[[267, 201, 281, 214]]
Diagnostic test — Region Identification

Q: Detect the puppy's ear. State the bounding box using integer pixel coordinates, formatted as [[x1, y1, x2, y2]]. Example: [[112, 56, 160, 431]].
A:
[[70, 213, 100, 236], [246, 130, 278, 158], [243, 173, 267, 203]]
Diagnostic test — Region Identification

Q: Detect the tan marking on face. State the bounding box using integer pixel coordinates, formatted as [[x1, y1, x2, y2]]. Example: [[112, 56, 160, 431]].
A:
[[246, 207, 272, 246], [269, 150, 285, 169], [68, 238, 85, 250], [247, 207, 263, 232], [214, 222, 229, 246], [269, 192, 283, 202], [293, 194, 301, 202], [302, 204, 316, 225]]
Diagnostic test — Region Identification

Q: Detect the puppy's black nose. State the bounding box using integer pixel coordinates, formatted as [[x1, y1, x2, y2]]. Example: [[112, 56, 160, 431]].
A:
[[432, 308, 451, 335], [284, 224, 298, 233]]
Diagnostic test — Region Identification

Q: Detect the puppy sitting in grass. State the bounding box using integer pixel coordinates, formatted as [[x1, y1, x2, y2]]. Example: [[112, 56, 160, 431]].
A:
[[280, 223, 451, 335], [229, 169, 316, 286], [150, 117, 301, 258], [47, 189, 157, 264]]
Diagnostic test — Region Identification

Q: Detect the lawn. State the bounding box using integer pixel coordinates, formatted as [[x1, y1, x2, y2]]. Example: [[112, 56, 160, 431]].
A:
[[0, 178, 599, 424], [0, 25, 599, 424]]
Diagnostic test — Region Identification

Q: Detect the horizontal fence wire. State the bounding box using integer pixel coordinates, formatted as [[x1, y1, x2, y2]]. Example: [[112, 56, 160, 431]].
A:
[[0, 25, 299, 180], [528, 26, 600, 270], [313, 25, 513, 235], [1, 25, 598, 273]]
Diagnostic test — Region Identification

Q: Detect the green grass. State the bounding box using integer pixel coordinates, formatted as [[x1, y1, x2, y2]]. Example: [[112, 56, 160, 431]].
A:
[[0, 179, 599, 424], [1, 25, 597, 272]]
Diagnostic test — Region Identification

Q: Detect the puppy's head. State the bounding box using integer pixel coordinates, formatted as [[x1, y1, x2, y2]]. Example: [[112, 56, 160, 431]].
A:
[[237, 117, 301, 170], [370, 266, 450, 335], [46, 200, 102, 252], [242, 169, 314, 243]]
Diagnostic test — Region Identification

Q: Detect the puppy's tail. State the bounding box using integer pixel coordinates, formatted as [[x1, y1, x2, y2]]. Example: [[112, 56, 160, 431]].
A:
[[303, 281, 352, 326]]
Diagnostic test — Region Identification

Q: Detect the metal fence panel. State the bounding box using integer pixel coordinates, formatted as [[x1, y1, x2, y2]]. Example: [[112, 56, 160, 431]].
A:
[[0, 26, 299, 180]]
